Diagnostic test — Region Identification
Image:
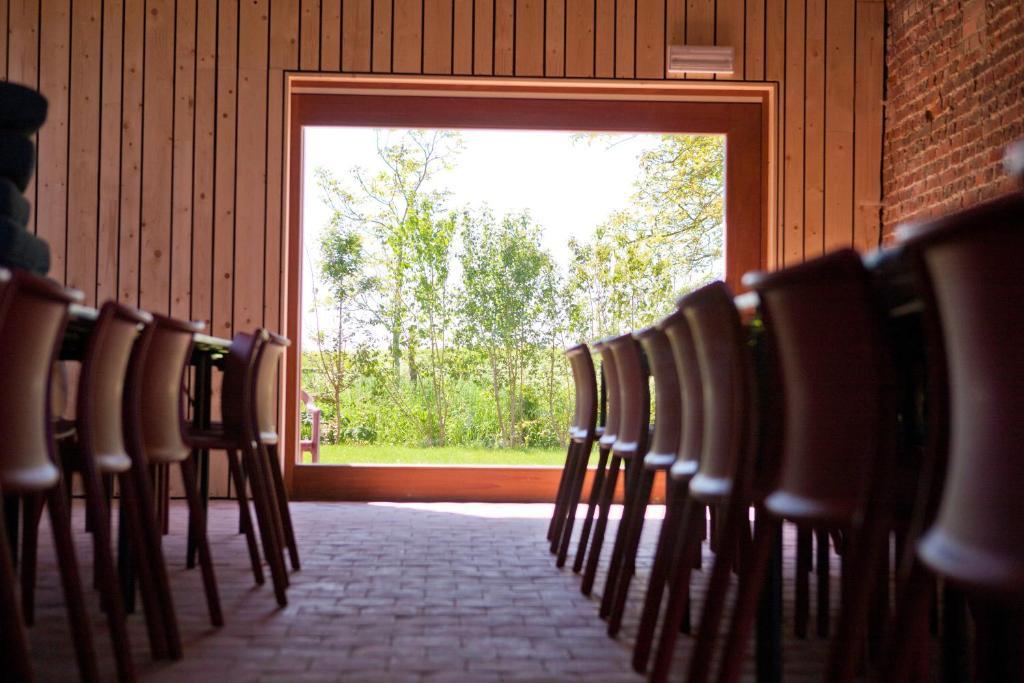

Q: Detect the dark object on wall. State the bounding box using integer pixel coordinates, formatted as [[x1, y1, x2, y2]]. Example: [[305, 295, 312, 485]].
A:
[[0, 178, 30, 226], [0, 215, 50, 275], [0, 132, 35, 191], [0, 81, 49, 135], [1006, 139, 1024, 188]]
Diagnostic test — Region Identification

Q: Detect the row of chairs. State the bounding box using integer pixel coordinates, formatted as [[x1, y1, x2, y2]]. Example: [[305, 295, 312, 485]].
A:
[[548, 185, 1023, 680], [0, 269, 301, 682]]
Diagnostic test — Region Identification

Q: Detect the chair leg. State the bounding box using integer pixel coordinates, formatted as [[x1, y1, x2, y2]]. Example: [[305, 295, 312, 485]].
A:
[[557, 440, 593, 568], [227, 449, 264, 586], [243, 443, 289, 606], [548, 442, 576, 543], [259, 446, 289, 586], [573, 445, 609, 573], [44, 483, 101, 683], [633, 479, 686, 673], [0, 493, 33, 683], [794, 524, 811, 638], [180, 456, 224, 627], [581, 454, 621, 597], [686, 497, 749, 683], [714, 509, 781, 683], [816, 527, 830, 638], [608, 467, 655, 637], [79, 463, 136, 683], [600, 456, 641, 619], [266, 445, 300, 571], [19, 493, 42, 625], [117, 471, 171, 661], [649, 499, 702, 683]]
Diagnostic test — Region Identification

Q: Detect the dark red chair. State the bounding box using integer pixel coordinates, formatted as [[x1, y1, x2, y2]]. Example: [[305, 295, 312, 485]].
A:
[[888, 192, 1024, 681], [580, 339, 624, 594], [549, 343, 598, 567], [650, 281, 759, 683], [712, 249, 896, 683], [0, 269, 99, 682], [597, 334, 650, 624]]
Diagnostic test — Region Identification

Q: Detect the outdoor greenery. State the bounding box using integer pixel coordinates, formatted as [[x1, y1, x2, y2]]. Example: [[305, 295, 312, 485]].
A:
[[302, 130, 724, 457]]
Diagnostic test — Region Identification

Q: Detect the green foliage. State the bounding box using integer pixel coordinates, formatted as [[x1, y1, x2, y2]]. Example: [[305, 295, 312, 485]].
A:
[[306, 130, 724, 455]]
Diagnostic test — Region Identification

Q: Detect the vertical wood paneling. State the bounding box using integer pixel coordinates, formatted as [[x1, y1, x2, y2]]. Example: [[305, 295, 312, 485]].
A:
[[594, 0, 612, 77], [96, 0, 122, 304], [393, 0, 423, 73], [36, 0, 69, 277], [544, 0, 565, 76], [7, 0, 39, 233], [472, 0, 493, 74], [372, 0, 393, 71], [685, 0, 714, 80], [493, 0, 513, 75], [343, 0, 373, 72], [452, 0, 473, 74], [765, 0, 785, 264], [782, 0, 805, 266], [853, 1, 884, 252], [118, 0, 144, 305], [565, 0, 594, 77], [514, 0, 543, 77], [745, 0, 765, 81], [803, 0, 825, 259], [634, 0, 663, 79], [170, 0, 196, 319], [614, 0, 635, 78], [301, 0, 321, 69], [424, 0, 454, 74], [66, 0, 101, 302], [716, 0, 744, 80], [192, 0, 217, 325], [235, 0, 269, 333], [823, 0, 854, 251], [0, 0, 8, 77], [666, 0, 683, 47], [140, 0, 174, 313], [212, 0, 238, 337], [321, 0, 342, 71]]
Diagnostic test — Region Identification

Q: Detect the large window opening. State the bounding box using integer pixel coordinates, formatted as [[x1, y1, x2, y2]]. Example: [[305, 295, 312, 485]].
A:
[[299, 127, 726, 466]]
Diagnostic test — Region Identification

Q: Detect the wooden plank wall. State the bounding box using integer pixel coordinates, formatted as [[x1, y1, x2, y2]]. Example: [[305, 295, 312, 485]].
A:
[[3, 0, 885, 495]]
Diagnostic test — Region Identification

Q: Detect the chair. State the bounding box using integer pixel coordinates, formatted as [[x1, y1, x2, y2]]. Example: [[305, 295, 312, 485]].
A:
[[711, 249, 896, 683], [253, 332, 300, 572], [548, 343, 598, 567], [650, 281, 760, 683], [597, 334, 651, 625], [188, 330, 290, 606], [299, 390, 321, 463], [632, 309, 702, 673], [580, 339, 623, 594], [126, 314, 225, 636], [0, 269, 99, 682], [887, 192, 1024, 680]]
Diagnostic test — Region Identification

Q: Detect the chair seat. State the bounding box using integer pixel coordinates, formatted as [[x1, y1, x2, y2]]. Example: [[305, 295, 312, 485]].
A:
[[918, 528, 1024, 597], [187, 423, 245, 452], [95, 452, 132, 474], [689, 472, 732, 504], [612, 440, 642, 459], [643, 452, 676, 471], [669, 458, 699, 481], [0, 462, 60, 493]]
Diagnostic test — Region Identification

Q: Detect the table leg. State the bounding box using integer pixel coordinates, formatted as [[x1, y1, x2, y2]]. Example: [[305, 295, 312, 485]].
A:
[[187, 356, 212, 569]]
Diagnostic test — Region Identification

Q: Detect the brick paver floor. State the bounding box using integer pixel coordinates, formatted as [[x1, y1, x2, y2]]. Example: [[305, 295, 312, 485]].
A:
[[23, 500, 845, 682]]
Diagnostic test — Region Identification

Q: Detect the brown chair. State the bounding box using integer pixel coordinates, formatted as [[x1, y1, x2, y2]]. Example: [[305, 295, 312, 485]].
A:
[[887, 192, 1024, 681], [580, 339, 623, 594], [127, 314, 225, 636], [650, 281, 760, 683], [632, 310, 702, 673], [604, 325, 680, 639], [0, 269, 99, 682], [549, 343, 598, 567], [598, 334, 651, 625], [548, 344, 586, 548], [189, 330, 290, 607], [711, 249, 896, 683], [253, 332, 300, 572]]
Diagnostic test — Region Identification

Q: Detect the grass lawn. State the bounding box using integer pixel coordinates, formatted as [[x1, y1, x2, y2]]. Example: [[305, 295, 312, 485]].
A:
[[306, 444, 567, 466]]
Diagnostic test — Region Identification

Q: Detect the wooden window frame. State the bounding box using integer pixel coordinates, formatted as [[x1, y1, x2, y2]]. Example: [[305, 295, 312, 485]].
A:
[[283, 75, 776, 502]]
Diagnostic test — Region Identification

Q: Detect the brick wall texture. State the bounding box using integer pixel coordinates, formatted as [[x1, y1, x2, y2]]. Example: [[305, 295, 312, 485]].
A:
[[883, 0, 1024, 237]]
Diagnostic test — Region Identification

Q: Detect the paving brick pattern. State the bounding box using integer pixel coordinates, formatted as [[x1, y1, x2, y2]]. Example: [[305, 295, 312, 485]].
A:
[[23, 500, 846, 682]]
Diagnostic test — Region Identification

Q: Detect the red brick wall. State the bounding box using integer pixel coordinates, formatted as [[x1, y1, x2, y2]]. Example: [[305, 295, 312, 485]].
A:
[[883, 0, 1024, 237]]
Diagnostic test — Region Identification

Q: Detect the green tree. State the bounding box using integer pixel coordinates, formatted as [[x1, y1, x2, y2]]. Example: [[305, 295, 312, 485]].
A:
[[459, 209, 557, 447]]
